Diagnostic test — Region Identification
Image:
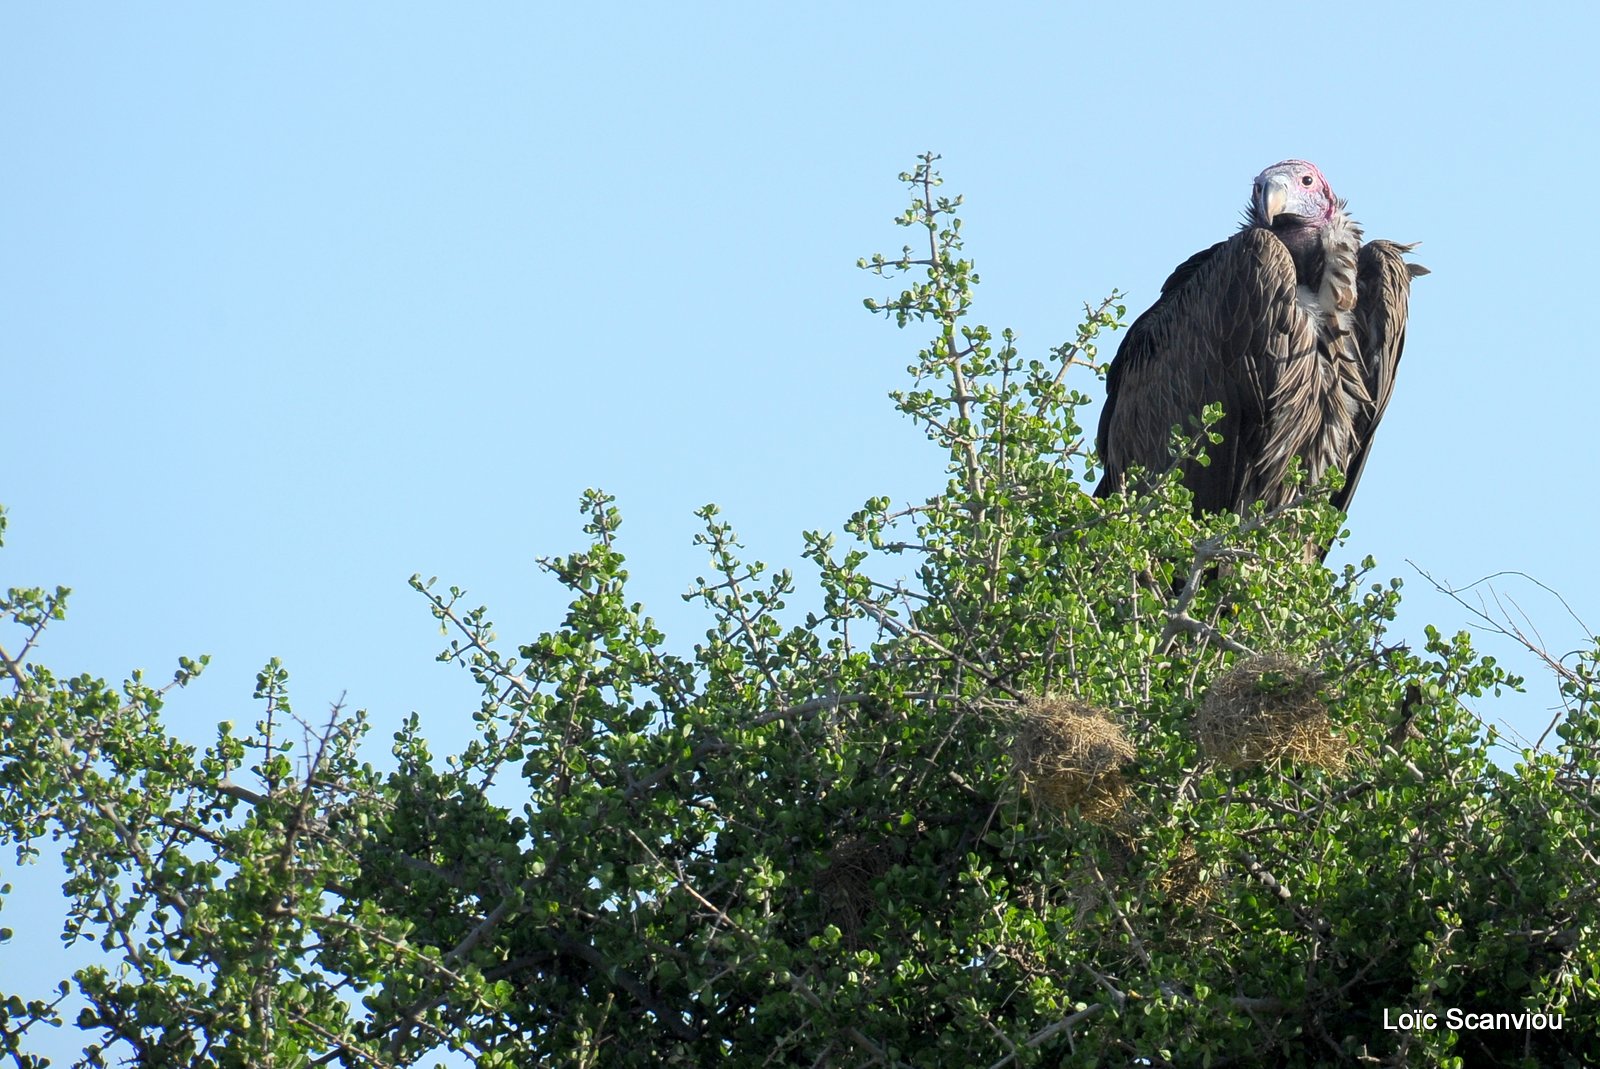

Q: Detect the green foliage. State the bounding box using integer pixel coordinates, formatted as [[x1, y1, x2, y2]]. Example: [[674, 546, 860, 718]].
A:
[[2, 158, 1598, 1067]]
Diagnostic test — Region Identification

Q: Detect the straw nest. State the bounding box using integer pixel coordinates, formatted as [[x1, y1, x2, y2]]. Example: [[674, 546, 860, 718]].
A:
[[1155, 838, 1213, 909], [1194, 653, 1346, 770], [816, 834, 892, 946], [1011, 695, 1134, 824]]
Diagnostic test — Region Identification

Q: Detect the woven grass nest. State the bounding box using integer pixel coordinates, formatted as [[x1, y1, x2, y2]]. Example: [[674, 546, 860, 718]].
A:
[[816, 834, 893, 947], [1195, 653, 1346, 771], [1011, 695, 1134, 824], [1155, 838, 1213, 909]]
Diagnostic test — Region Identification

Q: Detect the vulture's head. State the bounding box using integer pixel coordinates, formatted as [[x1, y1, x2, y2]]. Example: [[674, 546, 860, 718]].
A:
[[1249, 160, 1335, 228]]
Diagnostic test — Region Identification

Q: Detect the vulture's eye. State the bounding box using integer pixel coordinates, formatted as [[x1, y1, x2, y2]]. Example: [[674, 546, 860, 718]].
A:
[[1301, 175, 1315, 186]]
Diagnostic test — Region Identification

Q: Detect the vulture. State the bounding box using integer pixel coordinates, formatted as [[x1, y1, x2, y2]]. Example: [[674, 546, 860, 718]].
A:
[[1094, 159, 1427, 523]]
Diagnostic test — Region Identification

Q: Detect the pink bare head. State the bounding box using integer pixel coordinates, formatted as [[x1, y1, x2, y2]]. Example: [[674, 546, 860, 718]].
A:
[[1250, 159, 1336, 227]]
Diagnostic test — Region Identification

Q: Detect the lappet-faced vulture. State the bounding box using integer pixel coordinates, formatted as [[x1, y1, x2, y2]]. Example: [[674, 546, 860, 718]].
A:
[[1094, 160, 1426, 524]]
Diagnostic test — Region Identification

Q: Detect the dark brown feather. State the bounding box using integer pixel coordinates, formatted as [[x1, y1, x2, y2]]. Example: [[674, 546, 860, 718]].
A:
[[1094, 227, 1308, 513], [1096, 226, 1422, 534], [1333, 240, 1418, 513]]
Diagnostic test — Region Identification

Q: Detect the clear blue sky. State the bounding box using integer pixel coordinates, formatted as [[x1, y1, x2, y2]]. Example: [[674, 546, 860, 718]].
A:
[[4, 4, 1595, 1062]]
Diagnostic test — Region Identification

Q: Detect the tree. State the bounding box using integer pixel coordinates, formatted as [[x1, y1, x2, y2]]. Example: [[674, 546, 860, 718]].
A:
[[3, 154, 1598, 1068]]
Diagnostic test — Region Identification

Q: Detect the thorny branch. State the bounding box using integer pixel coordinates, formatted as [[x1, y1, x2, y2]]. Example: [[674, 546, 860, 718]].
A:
[[1412, 564, 1594, 751]]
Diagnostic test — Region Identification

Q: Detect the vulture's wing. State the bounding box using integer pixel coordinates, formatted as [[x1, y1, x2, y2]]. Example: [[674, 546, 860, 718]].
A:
[[1332, 240, 1426, 514], [1095, 227, 1311, 513]]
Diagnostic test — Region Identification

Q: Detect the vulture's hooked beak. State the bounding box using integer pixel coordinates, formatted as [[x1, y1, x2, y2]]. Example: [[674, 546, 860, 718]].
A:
[[1254, 174, 1290, 226]]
